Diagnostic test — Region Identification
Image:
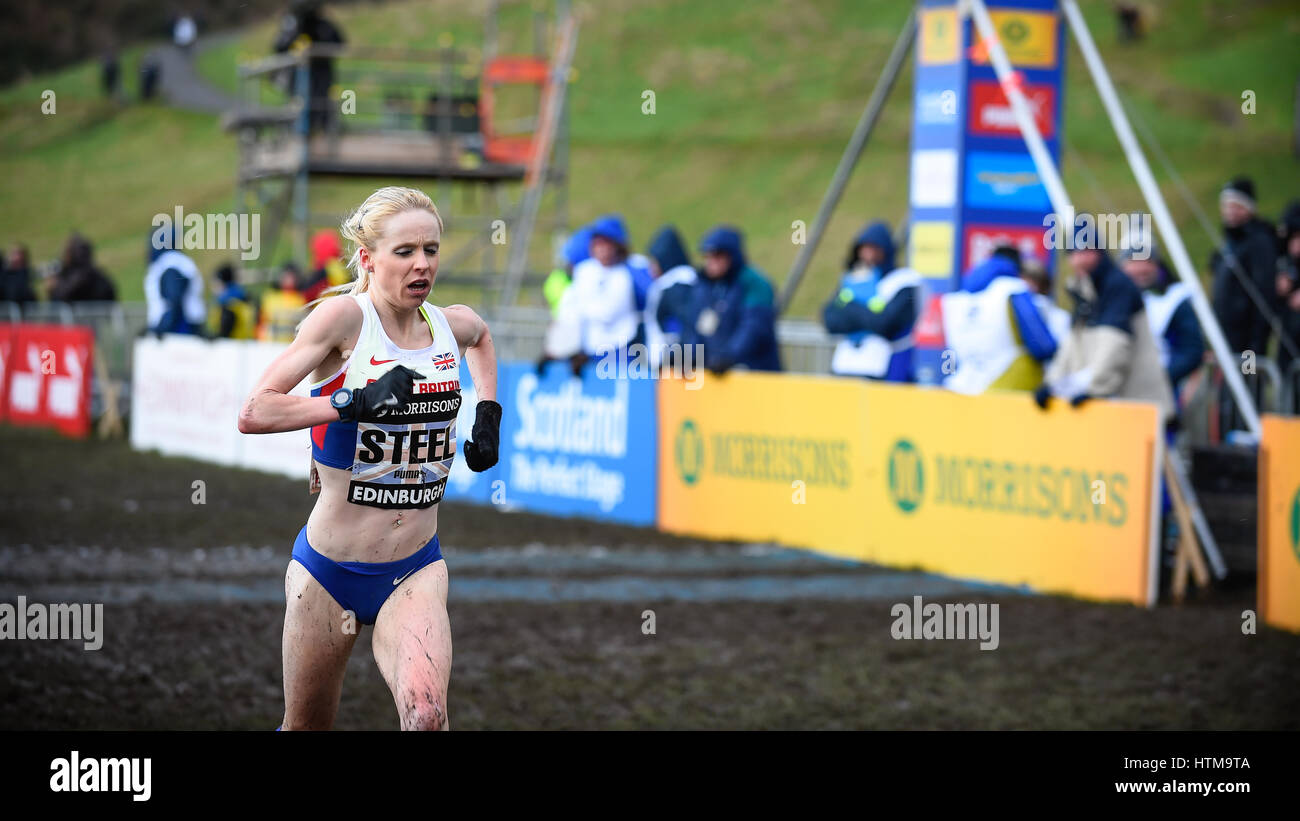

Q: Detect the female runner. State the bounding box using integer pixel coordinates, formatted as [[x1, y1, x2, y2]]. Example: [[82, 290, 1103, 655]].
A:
[[238, 186, 500, 730]]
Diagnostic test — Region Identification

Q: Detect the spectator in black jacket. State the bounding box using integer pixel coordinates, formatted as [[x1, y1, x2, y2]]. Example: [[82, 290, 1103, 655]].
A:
[[1, 245, 37, 307], [48, 234, 116, 303], [273, 0, 345, 131], [1210, 176, 1280, 357]]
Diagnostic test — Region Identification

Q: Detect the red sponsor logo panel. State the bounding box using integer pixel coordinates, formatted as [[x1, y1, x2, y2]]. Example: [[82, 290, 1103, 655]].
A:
[[3, 323, 94, 437], [963, 224, 1051, 273], [968, 80, 1056, 139]]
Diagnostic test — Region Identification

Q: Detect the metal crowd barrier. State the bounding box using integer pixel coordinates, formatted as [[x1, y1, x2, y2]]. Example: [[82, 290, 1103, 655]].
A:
[[1181, 353, 1295, 446]]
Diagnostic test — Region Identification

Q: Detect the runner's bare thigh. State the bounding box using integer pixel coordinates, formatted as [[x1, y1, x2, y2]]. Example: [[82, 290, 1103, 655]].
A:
[[371, 559, 453, 731], [281, 559, 360, 730]]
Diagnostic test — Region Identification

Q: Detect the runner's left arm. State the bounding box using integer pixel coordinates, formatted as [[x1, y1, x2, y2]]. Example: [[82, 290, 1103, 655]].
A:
[[444, 304, 497, 402], [444, 304, 501, 472]]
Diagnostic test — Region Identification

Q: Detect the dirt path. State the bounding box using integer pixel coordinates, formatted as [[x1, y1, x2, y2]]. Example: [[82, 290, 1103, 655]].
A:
[[2, 426, 1297, 730]]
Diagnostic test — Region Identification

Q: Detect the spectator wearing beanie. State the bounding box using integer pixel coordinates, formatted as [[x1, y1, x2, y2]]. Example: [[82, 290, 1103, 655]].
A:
[[1210, 176, 1281, 357]]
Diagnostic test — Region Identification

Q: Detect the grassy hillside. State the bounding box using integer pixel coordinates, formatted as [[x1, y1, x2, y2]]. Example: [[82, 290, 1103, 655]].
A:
[[2, 0, 1298, 316]]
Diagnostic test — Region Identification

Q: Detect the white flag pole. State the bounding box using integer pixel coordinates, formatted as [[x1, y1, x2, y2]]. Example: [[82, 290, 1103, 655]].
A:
[[1060, 0, 1260, 436]]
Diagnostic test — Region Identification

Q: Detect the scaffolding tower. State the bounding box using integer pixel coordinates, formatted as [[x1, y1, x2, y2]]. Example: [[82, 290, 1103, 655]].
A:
[[221, 1, 575, 306]]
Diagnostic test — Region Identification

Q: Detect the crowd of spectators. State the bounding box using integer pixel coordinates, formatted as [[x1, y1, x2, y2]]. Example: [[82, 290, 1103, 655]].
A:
[[541, 216, 781, 376], [0, 234, 117, 311], [6, 176, 1297, 411], [536, 177, 1298, 431], [0, 227, 350, 344]]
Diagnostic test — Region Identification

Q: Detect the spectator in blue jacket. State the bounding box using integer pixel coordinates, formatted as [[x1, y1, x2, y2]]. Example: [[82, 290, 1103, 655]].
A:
[[822, 221, 921, 381], [645, 225, 697, 371], [675, 225, 782, 374]]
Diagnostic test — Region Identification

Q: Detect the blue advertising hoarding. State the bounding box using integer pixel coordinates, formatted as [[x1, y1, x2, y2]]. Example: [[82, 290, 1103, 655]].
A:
[[441, 357, 501, 505], [445, 359, 658, 528], [500, 360, 657, 527]]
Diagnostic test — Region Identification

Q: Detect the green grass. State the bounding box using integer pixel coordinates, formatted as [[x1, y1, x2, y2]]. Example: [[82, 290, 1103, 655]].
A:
[[2, 0, 1298, 315]]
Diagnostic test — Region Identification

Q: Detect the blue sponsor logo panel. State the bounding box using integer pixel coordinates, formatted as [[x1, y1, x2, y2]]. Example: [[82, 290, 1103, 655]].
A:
[[964, 151, 1052, 212], [496, 360, 657, 526]]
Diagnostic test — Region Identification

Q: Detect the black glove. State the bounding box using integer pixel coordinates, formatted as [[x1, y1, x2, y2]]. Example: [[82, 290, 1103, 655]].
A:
[[1032, 384, 1052, 410], [462, 399, 502, 472], [337, 364, 425, 422], [1069, 392, 1092, 408], [706, 351, 734, 376], [569, 352, 590, 378]]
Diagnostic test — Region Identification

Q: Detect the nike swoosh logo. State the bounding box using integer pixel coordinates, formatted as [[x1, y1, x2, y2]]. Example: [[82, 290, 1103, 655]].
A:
[[371, 356, 397, 365], [393, 567, 417, 586]]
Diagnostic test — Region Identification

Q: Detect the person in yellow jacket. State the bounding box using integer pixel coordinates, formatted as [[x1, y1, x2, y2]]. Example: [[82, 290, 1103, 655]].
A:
[[258, 263, 307, 342]]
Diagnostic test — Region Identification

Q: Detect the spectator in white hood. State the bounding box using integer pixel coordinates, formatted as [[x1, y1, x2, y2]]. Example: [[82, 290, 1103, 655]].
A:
[[565, 214, 641, 363]]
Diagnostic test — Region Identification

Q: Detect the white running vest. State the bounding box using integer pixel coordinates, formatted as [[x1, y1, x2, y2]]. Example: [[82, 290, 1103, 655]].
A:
[[310, 293, 463, 509]]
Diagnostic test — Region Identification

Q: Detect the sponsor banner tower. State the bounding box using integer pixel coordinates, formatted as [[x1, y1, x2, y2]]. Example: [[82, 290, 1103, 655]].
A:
[[909, 0, 1066, 384]]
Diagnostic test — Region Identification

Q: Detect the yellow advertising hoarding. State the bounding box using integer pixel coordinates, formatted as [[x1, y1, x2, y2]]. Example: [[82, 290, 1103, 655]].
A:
[[657, 374, 1162, 605], [1259, 415, 1300, 633], [657, 372, 871, 561], [860, 383, 1160, 606]]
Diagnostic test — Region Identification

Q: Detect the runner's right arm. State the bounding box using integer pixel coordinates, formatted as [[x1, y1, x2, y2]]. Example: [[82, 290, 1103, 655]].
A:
[[237, 296, 360, 434]]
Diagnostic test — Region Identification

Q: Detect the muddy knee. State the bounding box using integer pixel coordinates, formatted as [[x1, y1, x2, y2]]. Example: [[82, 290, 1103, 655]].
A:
[[399, 689, 448, 731]]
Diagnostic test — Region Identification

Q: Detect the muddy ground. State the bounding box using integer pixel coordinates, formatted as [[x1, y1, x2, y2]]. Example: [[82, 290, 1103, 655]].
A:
[[1, 426, 1297, 730]]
